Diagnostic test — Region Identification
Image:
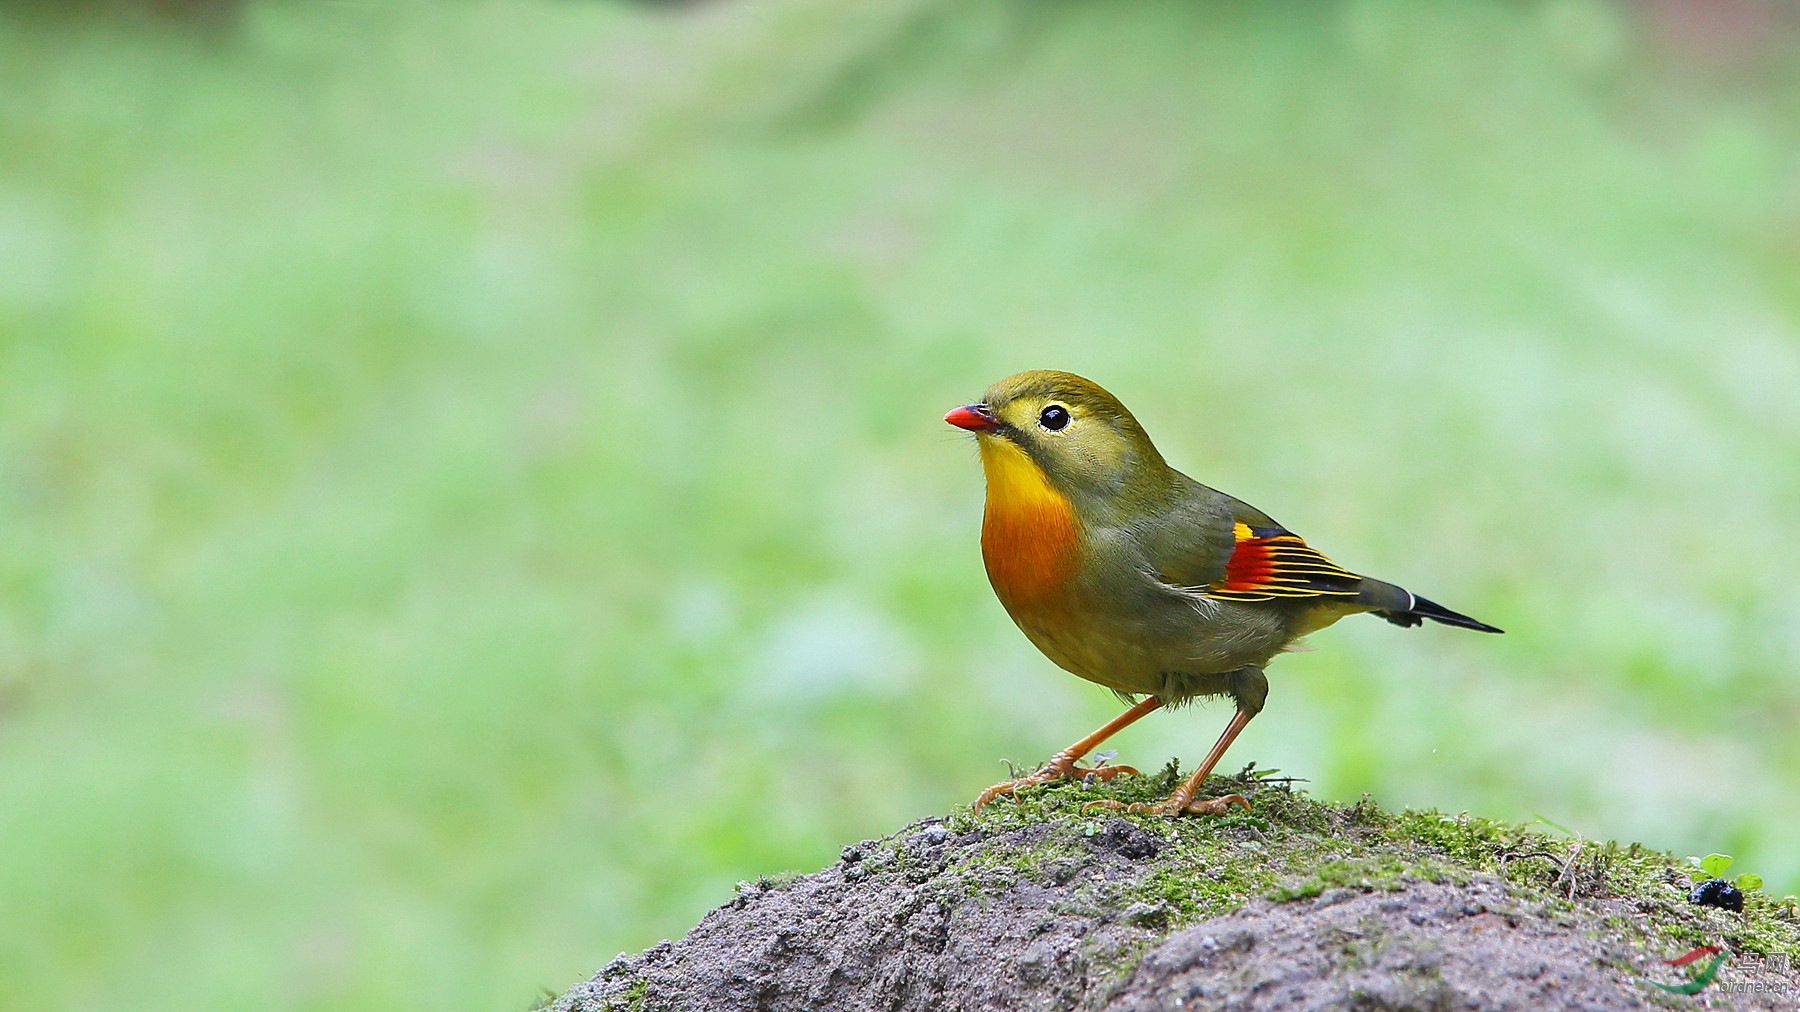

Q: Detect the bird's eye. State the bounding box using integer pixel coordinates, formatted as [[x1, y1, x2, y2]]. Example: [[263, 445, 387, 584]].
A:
[[1038, 404, 1070, 431]]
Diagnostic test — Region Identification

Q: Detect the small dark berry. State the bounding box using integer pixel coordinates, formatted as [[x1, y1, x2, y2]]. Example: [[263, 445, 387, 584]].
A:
[[1689, 878, 1745, 912]]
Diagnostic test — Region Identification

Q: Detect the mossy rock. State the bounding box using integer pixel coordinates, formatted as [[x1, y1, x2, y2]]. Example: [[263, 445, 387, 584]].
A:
[[550, 771, 1800, 1011]]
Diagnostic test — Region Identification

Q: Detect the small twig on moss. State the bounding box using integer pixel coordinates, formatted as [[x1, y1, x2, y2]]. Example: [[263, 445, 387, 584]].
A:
[[1499, 849, 1569, 883], [1553, 837, 1585, 899], [1223, 762, 1307, 792]]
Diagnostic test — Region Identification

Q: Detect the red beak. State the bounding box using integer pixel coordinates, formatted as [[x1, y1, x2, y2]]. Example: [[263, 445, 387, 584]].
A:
[[944, 404, 1000, 432]]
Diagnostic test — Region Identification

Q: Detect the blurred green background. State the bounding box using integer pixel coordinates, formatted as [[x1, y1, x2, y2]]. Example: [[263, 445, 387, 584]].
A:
[[3, 0, 1799, 1008]]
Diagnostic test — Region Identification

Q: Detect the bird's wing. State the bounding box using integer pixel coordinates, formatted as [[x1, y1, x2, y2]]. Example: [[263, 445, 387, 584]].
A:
[[1138, 483, 1363, 602], [1204, 519, 1364, 601]]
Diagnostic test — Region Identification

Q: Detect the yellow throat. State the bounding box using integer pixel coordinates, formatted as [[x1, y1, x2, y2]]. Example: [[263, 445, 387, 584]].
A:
[[977, 435, 1080, 610]]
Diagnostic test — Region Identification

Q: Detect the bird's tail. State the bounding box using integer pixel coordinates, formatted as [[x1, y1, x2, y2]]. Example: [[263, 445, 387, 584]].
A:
[[1358, 579, 1503, 634]]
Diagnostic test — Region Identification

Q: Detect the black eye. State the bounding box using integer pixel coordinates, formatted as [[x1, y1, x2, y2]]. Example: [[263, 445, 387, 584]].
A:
[[1038, 404, 1070, 431]]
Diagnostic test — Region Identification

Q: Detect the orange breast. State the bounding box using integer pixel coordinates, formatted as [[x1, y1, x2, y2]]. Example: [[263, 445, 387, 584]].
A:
[[976, 436, 1081, 611]]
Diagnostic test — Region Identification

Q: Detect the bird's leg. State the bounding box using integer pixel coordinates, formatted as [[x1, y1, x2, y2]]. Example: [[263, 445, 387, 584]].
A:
[[1086, 707, 1256, 815], [972, 696, 1163, 813], [1087, 667, 1264, 817]]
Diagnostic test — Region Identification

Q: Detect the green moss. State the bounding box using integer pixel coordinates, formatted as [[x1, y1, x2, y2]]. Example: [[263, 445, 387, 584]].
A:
[[599, 976, 646, 1012], [948, 770, 1800, 964], [748, 869, 805, 892], [1271, 857, 1444, 902]]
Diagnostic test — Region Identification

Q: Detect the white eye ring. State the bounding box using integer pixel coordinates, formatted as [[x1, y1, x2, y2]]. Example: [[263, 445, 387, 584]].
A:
[[1038, 404, 1070, 431]]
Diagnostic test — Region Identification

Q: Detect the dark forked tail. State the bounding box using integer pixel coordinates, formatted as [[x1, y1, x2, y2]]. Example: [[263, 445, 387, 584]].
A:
[[1358, 578, 1503, 634]]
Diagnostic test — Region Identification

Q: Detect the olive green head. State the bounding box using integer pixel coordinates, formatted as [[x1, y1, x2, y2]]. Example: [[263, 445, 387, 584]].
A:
[[945, 370, 1171, 505]]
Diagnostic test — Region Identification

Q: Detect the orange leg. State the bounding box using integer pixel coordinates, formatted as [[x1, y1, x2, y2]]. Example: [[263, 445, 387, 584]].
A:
[[1085, 706, 1255, 816], [972, 696, 1163, 813]]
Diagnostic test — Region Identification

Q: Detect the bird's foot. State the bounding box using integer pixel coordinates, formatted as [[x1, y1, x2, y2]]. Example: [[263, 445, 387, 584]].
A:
[[972, 758, 1141, 814], [1083, 793, 1251, 817]]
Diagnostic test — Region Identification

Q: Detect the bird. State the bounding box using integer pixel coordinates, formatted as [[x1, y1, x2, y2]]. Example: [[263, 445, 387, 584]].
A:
[[945, 370, 1501, 816]]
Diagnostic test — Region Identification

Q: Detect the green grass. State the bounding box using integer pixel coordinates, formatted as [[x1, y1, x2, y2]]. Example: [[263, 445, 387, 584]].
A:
[[3, 1, 1800, 1010]]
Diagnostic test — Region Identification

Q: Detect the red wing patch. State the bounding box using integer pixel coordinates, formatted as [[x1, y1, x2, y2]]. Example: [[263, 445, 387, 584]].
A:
[[1205, 522, 1362, 602]]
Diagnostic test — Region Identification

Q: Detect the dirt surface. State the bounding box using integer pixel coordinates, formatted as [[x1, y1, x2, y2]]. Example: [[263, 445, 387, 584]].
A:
[[1113, 883, 1673, 1011], [550, 780, 1800, 1012]]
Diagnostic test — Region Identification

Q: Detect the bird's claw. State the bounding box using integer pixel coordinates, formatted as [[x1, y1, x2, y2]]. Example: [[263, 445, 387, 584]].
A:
[[972, 760, 1143, 814], [1082, 793, 1252, 817], [1186, 793, 1252, 815], [1079, 762, 1140, 783]]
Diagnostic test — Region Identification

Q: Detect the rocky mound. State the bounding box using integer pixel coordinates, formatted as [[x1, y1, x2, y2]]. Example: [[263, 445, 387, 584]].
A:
[[548, 770, 1800, 1011]]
